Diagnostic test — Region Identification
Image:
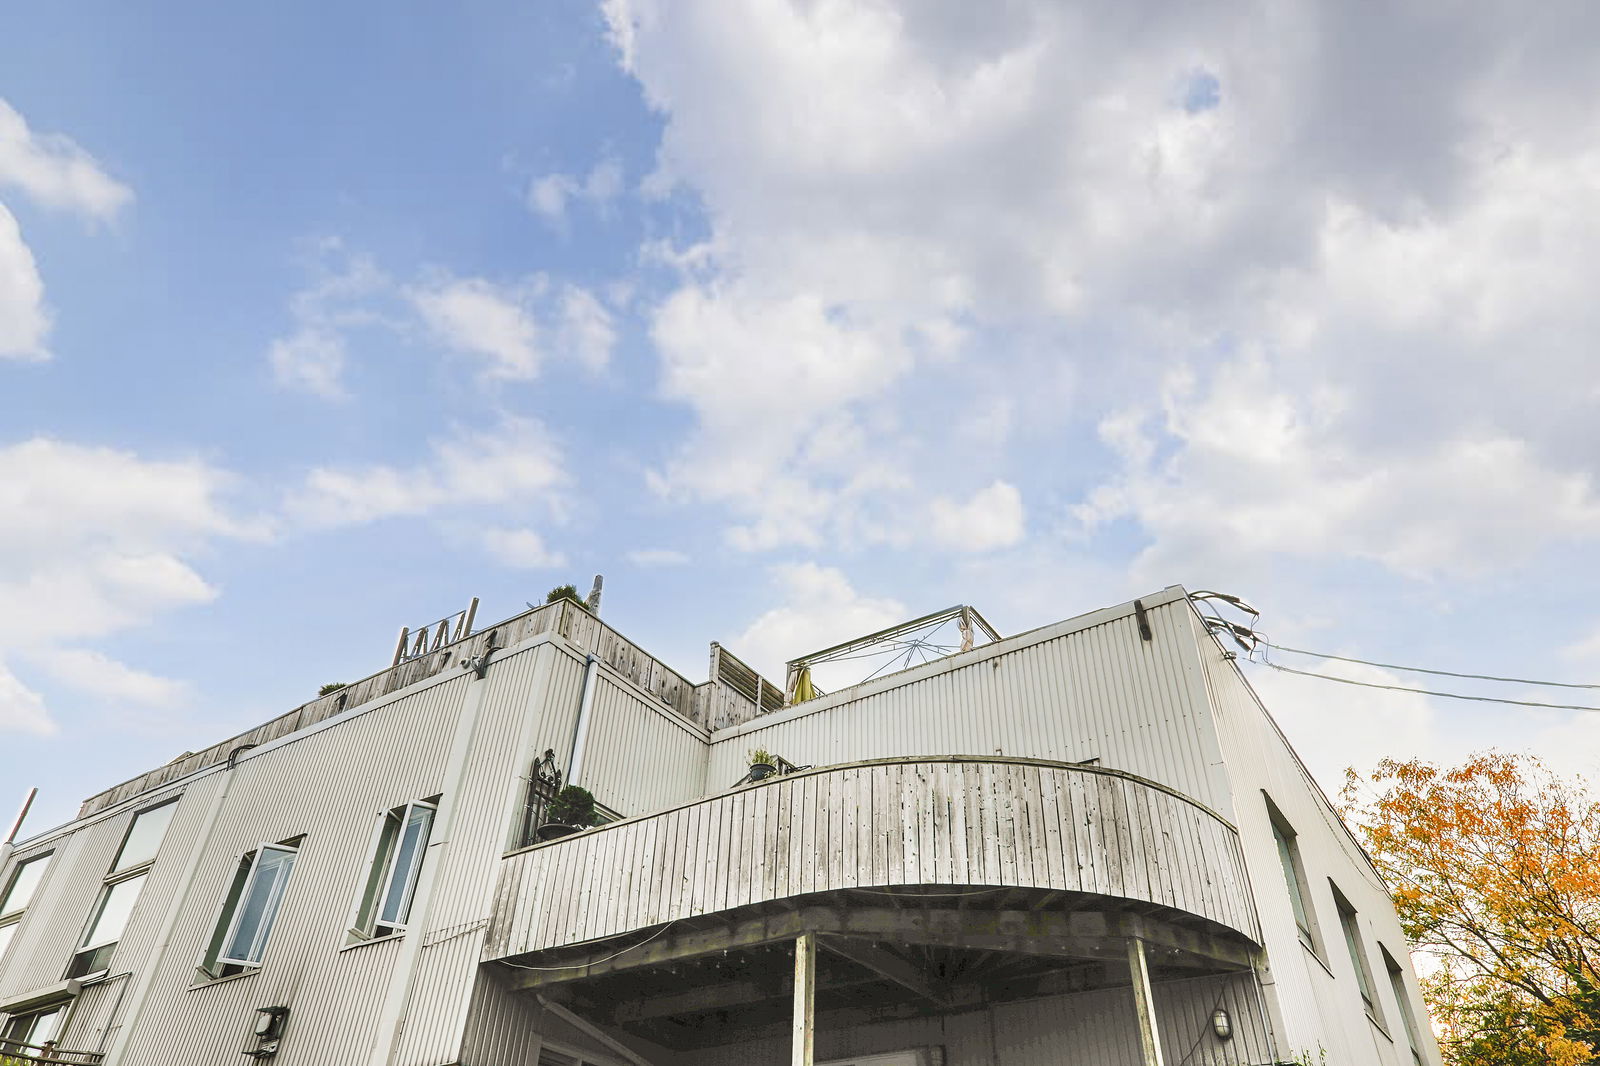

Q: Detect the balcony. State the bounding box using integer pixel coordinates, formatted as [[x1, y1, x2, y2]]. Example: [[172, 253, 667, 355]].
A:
[[484, 757, 1265, 1055]]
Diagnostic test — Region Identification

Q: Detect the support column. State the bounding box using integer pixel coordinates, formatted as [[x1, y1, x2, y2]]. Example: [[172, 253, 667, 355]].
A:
[[1128, 936, 1166, 1066], [793, 932, 816, 1066]]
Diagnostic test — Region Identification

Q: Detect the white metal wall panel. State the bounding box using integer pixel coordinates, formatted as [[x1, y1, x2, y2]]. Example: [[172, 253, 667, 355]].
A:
[[114, 669, 472, 1066], [706, 595, 1226, 813], [1193, 608, 1439, 1066], [577, 668, 710, 818]]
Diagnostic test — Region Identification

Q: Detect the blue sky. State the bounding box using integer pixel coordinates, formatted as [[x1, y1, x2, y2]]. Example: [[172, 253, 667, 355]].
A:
[[5, 0, 1600, 834]]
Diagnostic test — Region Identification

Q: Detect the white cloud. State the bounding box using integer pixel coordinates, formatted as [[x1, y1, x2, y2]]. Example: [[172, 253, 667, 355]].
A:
[[731, 563, 907, 687], [23, 648, 191, 708], [526, 158, 624, 227], [1075, 362, 1600, 583], [411, 277, 543, 381], [930, 480, 1025, 552], [269, 329, 345, 398], [558, 285, 616, 371], [0, 437, 253, 734], [267, 245, 387, 398], [483, 527, 567, 569], [626, 547, 689, 567], [604, 0, 1600, 588], [289, 417, 566, 528], [0, 662, 54, 736], [0, 99, 132, 220], [0, 203, 48, 360], [0, 100, 129, 361]]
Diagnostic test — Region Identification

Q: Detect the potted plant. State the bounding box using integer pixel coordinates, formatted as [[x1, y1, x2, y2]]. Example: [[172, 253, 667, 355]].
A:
[[539, 785, 597, 841], [748, 748, 778, 781]]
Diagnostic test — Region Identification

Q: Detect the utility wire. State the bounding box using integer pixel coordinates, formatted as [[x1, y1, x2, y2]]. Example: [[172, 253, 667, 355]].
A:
[[1261, 641, 1600, 691], [1256, 660, 1600, 714]]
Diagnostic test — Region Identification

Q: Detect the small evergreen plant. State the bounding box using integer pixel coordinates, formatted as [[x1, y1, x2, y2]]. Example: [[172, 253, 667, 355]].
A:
[[546, 785, 597, 828]]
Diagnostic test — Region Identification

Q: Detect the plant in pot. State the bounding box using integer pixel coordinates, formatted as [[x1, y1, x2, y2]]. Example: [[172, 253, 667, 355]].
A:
[[748, 748, 778, 781], [539, 785, 597, 841]]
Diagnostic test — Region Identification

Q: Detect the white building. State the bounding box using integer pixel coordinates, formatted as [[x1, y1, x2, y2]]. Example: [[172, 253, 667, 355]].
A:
[[0, 586, 1439, 1066]]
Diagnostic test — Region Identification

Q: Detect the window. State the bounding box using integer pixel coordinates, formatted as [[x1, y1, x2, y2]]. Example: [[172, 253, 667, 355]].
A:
[[349, 800, 436, 943], [0, 854, 51, 919], [68, 874, 145, 978], [1332, 883, 1385, 1027], [1383, 945, 1425, 1064], [0, 852, 51, 971], [66, 799, 178, 980], [1, 1002, 67, 1050], [1264, 796, 1321, 954], [200, 839, 301, 979]]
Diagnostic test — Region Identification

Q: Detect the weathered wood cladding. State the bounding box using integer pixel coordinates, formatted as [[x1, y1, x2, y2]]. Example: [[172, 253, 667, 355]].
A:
[[485, 757, 1260, 963], [681, 971, 1273, 1066], [76, 599, 702, 820], [705, 592, 1232, 816]]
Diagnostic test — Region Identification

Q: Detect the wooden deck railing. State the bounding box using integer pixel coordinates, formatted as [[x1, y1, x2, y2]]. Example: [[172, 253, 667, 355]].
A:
[[486, 756, 1262, 963]]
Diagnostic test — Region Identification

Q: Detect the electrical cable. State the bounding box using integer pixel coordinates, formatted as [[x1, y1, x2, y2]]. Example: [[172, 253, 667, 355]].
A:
[[1255, 660, 1600, 713], [1261, 641, 1600, 691], [498, 919, 680, 971]]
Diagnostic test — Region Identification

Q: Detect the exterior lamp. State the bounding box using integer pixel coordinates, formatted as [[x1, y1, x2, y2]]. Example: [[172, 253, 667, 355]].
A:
[[1211, 1007, 1232, 1041], [243, 1006, 289, 1059]]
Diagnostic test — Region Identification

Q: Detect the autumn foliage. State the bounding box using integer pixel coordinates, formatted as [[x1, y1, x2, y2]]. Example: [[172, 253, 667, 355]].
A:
[[1343, 752, 1600, 1065]]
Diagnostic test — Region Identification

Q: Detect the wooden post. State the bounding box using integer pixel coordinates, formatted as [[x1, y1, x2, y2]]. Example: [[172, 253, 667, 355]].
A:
[[793, 932, 816, 1066], [1128, 935, 1166, 1066]]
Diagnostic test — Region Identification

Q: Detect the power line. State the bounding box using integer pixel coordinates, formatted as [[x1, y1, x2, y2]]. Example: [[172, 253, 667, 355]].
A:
[[1261, 641, 1600, 691], [1256, 660, 1600, 714]]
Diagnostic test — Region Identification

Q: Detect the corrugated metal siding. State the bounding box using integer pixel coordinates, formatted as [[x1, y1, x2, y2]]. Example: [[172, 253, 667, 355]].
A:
[[1194, 608, 1437, 1066], [578, 670, 709, 818], [487, 757, 1258, 961], [707, 596, 1226, 813], [682, 971, 1271, 1066], [114, 669, 473, 1066]]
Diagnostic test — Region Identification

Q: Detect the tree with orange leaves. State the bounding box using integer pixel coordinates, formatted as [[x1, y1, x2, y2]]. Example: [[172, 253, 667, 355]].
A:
[[1342, 752, 1600, 1065]]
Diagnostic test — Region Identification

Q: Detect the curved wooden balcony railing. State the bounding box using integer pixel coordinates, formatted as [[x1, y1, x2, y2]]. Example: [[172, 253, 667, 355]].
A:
[[485, 756, 1261, 964]]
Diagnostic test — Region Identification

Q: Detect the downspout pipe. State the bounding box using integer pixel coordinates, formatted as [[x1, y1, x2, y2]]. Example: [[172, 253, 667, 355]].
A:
[[566, 654, 600, 787]]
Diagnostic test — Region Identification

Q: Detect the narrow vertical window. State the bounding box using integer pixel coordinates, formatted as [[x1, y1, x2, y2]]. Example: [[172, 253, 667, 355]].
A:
[[68, 798, 179, 979], [350, 799, 436, 943], [0, 853, 51, 918], [0, 852, 51, 971], [1383, 945, 1425, 1064], [1332, 883, 1385, 1027], [200, 839, 301, 978], [1265, 795, 1321, 954]]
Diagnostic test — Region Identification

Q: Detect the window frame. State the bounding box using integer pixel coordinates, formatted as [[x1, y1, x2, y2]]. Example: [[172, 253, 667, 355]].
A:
[[64, 797, 180, 981], [1264, 794, 1323, 957], [1, 999, 71, 1052], [1381, 943, 1425, 1064], [1331, 881, 1386, 1030], [199, 839, 302, 979], [0, 852, 53, 922], [107, 796, 179, 876], [348, 799, 437, 944], [67, 868, 148, 979]]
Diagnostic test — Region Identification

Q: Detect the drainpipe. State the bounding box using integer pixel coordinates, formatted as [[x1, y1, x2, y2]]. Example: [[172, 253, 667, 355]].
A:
[[367, 652, 496, 1066], [566, 655, 600, 787], [103, 749, 250, 1065]]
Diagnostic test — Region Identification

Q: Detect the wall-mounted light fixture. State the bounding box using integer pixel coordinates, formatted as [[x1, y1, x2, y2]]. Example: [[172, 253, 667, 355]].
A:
[[1212, 1007, 1232, 1041], [242, 1006, 289, 1059]]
